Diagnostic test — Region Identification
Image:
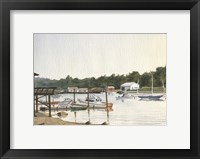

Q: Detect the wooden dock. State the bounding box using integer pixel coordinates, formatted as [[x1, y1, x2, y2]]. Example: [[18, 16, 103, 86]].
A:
[[40, 105, 113, 112], [35, 87, 113, 120], [38, 101, 60, 105]]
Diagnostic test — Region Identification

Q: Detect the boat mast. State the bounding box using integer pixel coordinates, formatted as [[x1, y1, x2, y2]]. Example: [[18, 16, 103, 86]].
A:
[[151, 73, 153, 94]]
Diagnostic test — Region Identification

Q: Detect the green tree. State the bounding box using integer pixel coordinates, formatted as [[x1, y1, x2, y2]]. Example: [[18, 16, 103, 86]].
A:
[[126, 71, 140, 83], [140, 72, 152, 87], [35, 66, 166, 90], [154, 66, 166, 88]]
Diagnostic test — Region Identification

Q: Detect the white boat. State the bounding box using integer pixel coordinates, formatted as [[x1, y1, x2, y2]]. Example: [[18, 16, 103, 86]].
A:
[[70, 103, 88, 111], [138, 73, 164, 101], [85, 94, 102, 102], [77, 98, 113, 110], [58, 98, 72, 108], [52, 94, 61, 98], [116, 93, 134, 100]]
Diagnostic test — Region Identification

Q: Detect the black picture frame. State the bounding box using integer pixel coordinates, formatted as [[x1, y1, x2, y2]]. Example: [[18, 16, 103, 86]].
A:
[[0, 0, 199, 159]]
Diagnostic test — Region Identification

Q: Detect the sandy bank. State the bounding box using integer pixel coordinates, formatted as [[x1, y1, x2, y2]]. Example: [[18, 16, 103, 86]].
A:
[[34, 112, 83, 125]]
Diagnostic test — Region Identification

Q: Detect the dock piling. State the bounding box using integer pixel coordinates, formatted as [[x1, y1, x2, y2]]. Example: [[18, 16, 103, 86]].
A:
[[87, 88, 91, 123], [87, 88, 89, 107], [34, 87, 56, 118], [73, 89, 76, 103], [88, 109, 91, 122], [36, 95, 38, 113], [34, 96, 36, 117], [74, 112, 77, 122], [105, 91, 110, 124], [48, 95, 51, 117]]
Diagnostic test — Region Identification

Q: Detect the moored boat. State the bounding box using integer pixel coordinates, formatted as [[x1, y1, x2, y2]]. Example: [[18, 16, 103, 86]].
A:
[[85, 94, 102, 102], [138, 73, 164, 101], [77, 98, 113, 110], [116, 93, 134, 100], [52, 94, 62, 98], [138, 94, 163, 100], [70, 103, 88, 111], [58, 98, 72, 108]]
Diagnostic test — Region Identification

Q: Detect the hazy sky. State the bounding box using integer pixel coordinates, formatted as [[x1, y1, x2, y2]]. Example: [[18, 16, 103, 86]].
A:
[[34, 34, 166, 80]]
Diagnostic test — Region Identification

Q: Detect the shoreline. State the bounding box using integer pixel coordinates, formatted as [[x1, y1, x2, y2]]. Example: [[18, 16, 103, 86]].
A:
[[34, 111, 83, 125]]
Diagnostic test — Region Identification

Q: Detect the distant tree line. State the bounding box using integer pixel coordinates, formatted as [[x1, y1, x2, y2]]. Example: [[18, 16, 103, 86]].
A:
[[35, 66, 166, 90]]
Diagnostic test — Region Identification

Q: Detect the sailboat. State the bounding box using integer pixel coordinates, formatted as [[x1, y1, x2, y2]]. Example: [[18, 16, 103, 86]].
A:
[[138, 73, 163, 100]]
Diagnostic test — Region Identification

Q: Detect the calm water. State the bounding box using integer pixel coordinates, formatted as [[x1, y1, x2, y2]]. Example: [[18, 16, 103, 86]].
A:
[[49, 93, 166, 126]]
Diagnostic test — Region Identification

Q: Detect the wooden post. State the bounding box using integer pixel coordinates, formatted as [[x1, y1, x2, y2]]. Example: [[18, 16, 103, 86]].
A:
[[74, 112, 77, 122], [87, 88, 91, 122], [152, 73, 154, 94], [105, 91, 109, 124], [52, 98, 55, 112], [137, 79, 139, 94], [88, 109, 91, 122], [87, 88, 89, 107], [162, 80, 165, 93], [48, 95, 51, 117], [34, 95, 36, 117], [73, 89, 76, 103], [36, 95, 38, 113]]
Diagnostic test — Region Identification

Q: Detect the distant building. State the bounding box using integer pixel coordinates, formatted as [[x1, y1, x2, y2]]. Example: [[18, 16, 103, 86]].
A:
[[78, 88, 88, 92], [106, 86, 115, 92], [120, 82, 139, 91], [67, 87, 78, 92]]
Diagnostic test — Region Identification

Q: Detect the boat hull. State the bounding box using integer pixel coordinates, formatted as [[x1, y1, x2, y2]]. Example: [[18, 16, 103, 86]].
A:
[[138, 95, 163, 100], [70, 104, 88, 111]]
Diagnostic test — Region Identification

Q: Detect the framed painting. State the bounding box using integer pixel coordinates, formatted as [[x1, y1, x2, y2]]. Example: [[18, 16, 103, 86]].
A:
[[0, 0, 199, 158]]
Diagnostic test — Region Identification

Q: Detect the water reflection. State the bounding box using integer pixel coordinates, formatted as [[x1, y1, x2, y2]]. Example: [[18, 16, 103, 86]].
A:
[[47, 93, 166, 125]]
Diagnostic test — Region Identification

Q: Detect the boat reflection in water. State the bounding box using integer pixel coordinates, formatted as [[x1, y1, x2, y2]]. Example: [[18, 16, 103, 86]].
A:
[[40, 92, 166, 125], [50, 92, 166, 126]]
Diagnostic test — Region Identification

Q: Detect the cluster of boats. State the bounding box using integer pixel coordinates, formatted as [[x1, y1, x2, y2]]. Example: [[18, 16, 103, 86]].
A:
[[115, 73, 165, 101], [71, 95, 113, 111], [39, 90, 164, 113], [40, 94, 113, 112], [116, 92, 164, 101]]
